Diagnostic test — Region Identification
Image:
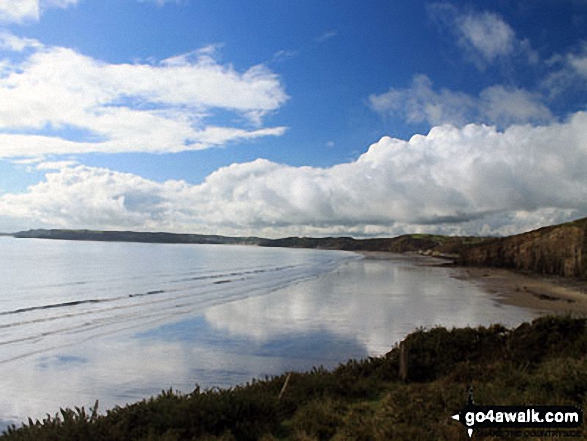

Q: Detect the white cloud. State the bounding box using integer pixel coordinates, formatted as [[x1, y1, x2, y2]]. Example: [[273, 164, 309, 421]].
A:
[[543, 42, 587, 96], [370, 75, 476, 126], [0, 37, 288, 158], [2, 112, 587, 236], [44, 0, 76, 7], [428, 3, 538, 69], [0, 0, 39, 22], [35, 160, 77, 170], [271, 49, 298, 64], [0, 0, 78, 23], [568, 47, 587, 78], [315, 30, 338, 43], [369, 74, 553, 128], [458, 11, 515, 63], [0, 32, 43, 51], [137, 0, 181, 5]]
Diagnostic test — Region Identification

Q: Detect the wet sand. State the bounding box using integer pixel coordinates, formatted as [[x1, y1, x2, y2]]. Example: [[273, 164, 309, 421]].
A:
[[360, 251, 587, 316], [450, 265, 587, 315]]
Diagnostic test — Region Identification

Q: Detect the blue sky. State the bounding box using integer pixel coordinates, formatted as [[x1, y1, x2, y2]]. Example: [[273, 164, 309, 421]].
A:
[[0, 0, 586, 237]]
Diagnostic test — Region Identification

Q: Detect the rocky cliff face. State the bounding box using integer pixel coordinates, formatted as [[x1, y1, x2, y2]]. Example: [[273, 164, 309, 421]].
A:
[[458, 218, 587, 277]]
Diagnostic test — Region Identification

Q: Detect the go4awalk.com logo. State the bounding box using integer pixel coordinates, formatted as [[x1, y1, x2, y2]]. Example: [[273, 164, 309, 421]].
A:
[[451, 390, 583, 438]]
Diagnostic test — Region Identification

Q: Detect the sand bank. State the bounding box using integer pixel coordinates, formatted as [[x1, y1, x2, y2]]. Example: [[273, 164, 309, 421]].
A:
[[359, 251, 587, 315]]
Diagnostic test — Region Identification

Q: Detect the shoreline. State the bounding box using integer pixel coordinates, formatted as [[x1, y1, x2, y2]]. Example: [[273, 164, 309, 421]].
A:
[[359, 251, 587, 315]]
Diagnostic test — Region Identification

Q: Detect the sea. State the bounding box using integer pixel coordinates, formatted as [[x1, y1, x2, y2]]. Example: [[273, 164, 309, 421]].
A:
[[0, 236, 537, 430]]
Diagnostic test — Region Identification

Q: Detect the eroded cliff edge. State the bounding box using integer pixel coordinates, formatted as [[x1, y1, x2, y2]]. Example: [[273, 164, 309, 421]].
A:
[[457, 218, 587, 278]]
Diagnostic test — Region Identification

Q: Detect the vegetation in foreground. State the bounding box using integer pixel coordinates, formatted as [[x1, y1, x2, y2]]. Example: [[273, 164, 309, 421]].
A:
[[2, 315, 586, 440]]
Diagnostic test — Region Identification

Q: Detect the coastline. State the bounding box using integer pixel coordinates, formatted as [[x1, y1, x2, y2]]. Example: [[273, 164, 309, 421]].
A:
[[360, 251, 587, 315]]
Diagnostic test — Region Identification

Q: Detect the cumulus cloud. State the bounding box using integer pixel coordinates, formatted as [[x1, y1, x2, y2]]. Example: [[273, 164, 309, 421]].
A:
[[428, 3, 538, 69], [0, 165, 175, 230], [369, 74, 553, 128], [2, 113, 586, 236], [0, 0, 77, 23], [0, 37, 288, 158]]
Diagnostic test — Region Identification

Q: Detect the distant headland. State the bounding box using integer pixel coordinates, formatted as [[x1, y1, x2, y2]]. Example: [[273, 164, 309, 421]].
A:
[[11, 216, 587, 279]]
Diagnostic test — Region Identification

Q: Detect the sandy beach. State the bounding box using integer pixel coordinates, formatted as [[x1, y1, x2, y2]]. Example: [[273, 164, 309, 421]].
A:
[[450, 265, 587, 315], [360, 251, 587, 316]]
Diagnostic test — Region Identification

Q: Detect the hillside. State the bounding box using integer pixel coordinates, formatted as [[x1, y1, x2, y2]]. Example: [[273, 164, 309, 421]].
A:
[[458, 217, 587, 278], [257, 234, 487, 257], [12, 229, 486, 257]]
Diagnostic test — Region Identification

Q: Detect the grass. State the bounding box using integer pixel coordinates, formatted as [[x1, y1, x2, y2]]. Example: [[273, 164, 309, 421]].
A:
[[2, 315, 586, 440]]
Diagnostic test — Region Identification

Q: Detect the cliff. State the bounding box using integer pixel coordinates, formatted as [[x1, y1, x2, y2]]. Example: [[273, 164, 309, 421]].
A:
[[458, 217, 587, 278]]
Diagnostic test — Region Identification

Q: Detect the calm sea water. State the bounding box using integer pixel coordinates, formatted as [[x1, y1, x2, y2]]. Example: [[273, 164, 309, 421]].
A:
[[0, 237, 536, 429]]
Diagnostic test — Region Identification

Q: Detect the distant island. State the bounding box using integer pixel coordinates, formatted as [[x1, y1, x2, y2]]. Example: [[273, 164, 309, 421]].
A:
[[12, 216, 587, 279]]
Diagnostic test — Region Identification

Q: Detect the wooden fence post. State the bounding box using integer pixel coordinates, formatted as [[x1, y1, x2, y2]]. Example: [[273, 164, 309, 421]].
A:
[[278, 372, 292, 400], [399, 341, 408, 381]]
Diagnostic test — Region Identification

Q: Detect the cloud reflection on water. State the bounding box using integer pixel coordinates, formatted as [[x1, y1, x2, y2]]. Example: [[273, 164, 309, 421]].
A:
[[0, 256, 536, 431], [205, 258, 537, 354]]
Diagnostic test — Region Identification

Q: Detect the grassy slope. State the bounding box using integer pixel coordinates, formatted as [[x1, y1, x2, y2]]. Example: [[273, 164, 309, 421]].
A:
[[2, 315, 586, 441]]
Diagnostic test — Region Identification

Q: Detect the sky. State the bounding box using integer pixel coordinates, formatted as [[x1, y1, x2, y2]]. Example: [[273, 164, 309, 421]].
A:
[[0, 0, 586, 238]]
